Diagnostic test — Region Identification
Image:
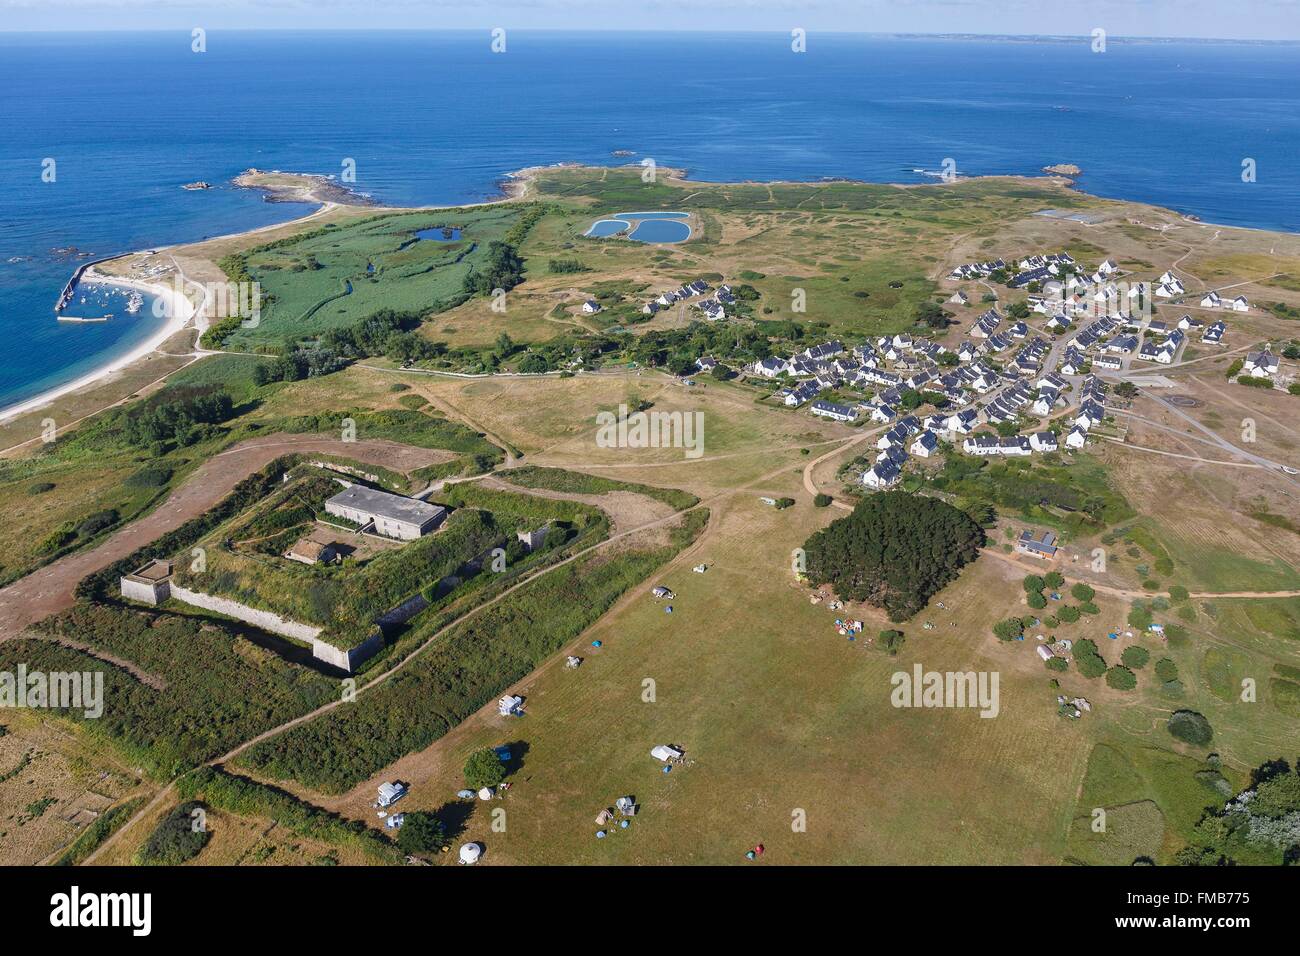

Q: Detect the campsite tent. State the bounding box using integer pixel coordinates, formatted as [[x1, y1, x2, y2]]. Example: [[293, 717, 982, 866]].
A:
[[458, 843, 482, 865], [650, 745, 684, 762]]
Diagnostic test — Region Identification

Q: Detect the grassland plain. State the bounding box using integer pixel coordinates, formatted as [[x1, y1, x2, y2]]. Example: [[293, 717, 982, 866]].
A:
[[5, 165, 1300, 867], [234, 507, 708, 796], [219, 205, 528, 351], [277, 370, 1296, 865], [0, 707, 145, 866]]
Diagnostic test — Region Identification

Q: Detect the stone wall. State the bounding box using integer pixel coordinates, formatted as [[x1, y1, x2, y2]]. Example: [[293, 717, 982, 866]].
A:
[[120, 577, 169, 606], [125, 583, 386, 673]]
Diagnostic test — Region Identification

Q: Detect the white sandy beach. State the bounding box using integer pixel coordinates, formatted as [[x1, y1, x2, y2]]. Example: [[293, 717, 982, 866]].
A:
[[0, 271, 195, 423], [0, 166, 538, 427]]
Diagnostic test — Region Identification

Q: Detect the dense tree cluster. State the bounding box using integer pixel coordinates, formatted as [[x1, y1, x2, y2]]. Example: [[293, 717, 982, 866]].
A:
[[252, 308, 435, 385], [1176, 758, 1300, 865], [114, 385, 235, 448], [802, 491, 985, 621], [463, 240, 526, 296], [134, 801, 211, 865]]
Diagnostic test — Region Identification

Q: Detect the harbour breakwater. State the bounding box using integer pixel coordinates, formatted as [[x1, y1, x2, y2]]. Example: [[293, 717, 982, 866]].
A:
[[53, 254, 126, 313]]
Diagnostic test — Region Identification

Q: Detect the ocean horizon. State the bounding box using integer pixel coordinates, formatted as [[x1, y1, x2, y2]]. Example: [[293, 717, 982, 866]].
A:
[[3, 29, 1299, 412]]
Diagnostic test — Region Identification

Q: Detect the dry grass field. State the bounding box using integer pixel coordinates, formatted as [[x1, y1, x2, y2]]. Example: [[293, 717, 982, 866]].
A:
[[6, 166, 1299, 867], [0, 710, 144, 866]]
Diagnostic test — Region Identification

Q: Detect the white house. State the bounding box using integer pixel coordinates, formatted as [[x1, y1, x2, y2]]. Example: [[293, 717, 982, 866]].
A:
[[754, 357, 789, 378], [1230, 295, 1250, 312], [1029, 431, 1058, 452], [910, 431, 939, 458], [1032, 391, 1058, 417], [1200, 291, 1222, 308], [862, 459, 902, 489], [1065, 426, 1087, 449], [1242, 350, 1280, 378], [949, 290, 969, 305], [811, 400, 856, 422], [582, 299, 602, 314], [783, 381, 820, 407], [945, 408, 979, 434]]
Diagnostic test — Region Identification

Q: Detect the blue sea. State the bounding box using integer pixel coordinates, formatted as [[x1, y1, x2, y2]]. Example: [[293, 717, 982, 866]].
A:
[[2, 30, 1299, 412]]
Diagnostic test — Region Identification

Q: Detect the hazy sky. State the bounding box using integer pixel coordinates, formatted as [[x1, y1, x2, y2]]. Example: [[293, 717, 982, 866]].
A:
[[2, 0, 1298, 40]]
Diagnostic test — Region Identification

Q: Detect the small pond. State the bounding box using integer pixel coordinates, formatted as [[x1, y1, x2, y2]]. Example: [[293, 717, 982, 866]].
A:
[[414, 226, 463, 242]]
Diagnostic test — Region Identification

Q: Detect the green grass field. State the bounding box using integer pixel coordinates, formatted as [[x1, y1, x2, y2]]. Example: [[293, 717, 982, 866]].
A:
[[222, 206, 526, 350]]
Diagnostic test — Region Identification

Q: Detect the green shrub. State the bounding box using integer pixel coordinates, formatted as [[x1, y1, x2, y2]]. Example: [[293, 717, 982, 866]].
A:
[[1105, 665, 1137, 690], [1167, 710, 1213, 746], [1074, 639, 1108, 679], [124, 466, 174, 489], [464, 748, 507, 791], [1121, 646, 1150, 669], [877, 629, 906, 655], [135, 801, 210, 865], [1128, 604, 1154, 630], [1070, 583, 1095, 602], [396, 811, 449, 854], [993, 618, 1024, 642]]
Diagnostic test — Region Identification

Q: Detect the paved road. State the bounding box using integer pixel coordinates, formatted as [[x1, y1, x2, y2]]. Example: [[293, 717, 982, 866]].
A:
[[1138, 388, 1297, 477], [0, 434, 450, 639]]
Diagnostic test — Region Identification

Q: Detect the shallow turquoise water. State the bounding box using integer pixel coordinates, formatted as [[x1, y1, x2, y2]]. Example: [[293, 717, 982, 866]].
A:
[[3, 30, 1299, 410]]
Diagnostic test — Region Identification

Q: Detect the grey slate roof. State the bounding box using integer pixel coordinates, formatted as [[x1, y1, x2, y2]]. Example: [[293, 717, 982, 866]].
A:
[[327, 486, 446, 527]]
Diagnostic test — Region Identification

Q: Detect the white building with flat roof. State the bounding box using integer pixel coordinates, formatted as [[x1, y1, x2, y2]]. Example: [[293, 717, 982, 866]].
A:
[[325, 485, 447, 540]]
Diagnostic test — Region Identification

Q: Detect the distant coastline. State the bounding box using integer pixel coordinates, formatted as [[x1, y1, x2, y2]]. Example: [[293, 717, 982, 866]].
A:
[[0, 142, 1290, 427]]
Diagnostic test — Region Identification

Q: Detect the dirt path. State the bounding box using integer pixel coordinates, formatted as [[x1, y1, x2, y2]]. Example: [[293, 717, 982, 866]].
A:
[[418, 390, 519, 466], [479, 475, 677, 534], [801, 426, 886, 506], [40, 635, 168, 690], [1101, 438, 1261, 468], [0, 433, 450, 639]]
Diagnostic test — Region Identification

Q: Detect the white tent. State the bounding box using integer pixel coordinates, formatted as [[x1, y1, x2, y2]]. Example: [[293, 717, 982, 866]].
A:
[[477, 787, 494, 801], [650, 745, 683, 762], [458, 842, 482, 865]]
